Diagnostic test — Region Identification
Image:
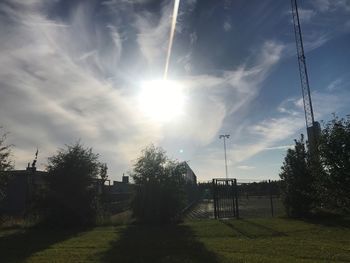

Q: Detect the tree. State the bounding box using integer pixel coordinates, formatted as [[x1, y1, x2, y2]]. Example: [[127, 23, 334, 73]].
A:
[[319, 115, 350, 212], [131, 145, 186, 224], [279, 135, 314, 217], [100, 163, 108, 185], [45, 142, 105, 226], [0, 129, 13, 203]]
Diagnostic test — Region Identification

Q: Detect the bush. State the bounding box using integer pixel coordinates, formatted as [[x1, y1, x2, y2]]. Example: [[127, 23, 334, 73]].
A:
[[0, 129, 13, 204], [279, 135, 314, 217], [131, 145, 186, 224], [44, 142, 106, 226], [318, 115, 350, 212]]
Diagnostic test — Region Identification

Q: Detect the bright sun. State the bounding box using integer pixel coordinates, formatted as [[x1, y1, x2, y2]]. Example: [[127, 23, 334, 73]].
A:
[[138, 80, 185, 122]]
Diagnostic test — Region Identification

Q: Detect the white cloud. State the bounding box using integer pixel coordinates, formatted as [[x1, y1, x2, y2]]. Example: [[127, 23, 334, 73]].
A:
[[189, 32, 197, 45], [326, 78, 343, 91], [264, 145, 294, 151], [237, 165, 255, 170], [168, 41, 285, 146], [312, 0, 332, 12], [226, 88, 350, 167], [0, 2, 285, 180], [1, 1, 347, 183], [134, 2, 173, 69], [303, 32, 330, 51], [174, 42, 286, 180], [298, 8, 316, 22], [0, 2, 165, 176], [230, 115, 304, 164], [223, 21, 232, 32], [312, 0, 350, 12]]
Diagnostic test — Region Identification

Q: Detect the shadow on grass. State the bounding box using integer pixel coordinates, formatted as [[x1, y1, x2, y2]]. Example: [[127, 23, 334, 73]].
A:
[[0, 226, 88, 263], [100, 223, 220, 263], [301, 213, 350, 228], [221, 219, 286, 239], [221, 220, 255, 239], [240, 219, 287, 237]]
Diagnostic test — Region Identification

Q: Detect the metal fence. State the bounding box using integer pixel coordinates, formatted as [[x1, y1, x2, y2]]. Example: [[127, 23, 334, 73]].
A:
[[212, 179, 238, 219], [237, 180, 284, 218], [188, 179, 284, 219]]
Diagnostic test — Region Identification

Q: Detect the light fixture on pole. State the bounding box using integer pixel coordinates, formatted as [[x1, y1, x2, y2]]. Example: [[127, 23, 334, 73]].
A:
[[219, 134, 230, 179]]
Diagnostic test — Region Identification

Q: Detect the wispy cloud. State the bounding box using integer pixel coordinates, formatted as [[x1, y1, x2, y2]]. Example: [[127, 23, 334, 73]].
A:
[[134, 2, 173, 71], [297, 8, 317, 22], [223, 21, 232, 32], [311, 0, 350, 13], [177, 41, 286, 179], [237, 165, 255, 170], [228, 88, 350, 166], [0, 1, 166, 174], [0, 1, 284, 179], [264, 145, 294, 151], [0, 0, 348, 182], [171, 41, 285, 145], [326, 78, 343, 91], [284, 1, 350, 55]]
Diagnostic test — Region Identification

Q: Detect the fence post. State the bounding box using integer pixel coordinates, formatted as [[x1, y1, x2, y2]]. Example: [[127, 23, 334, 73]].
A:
[[231, 180, 236, 217], [234, 179, 239, 219], [269, 179, 274, 217], [212, 179, 217, 219]]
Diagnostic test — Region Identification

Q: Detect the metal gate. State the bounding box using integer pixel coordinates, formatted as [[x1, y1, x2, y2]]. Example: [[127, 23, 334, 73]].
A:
[[212, 178, 239, 219]]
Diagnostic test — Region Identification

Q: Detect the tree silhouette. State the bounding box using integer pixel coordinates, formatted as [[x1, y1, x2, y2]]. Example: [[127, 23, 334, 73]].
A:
[[0, 128, 13, 203], [131, 145, 186, 224], [319, 115, 350, 212], [45, 142, 104, 226], [279, 135, 314, 217]]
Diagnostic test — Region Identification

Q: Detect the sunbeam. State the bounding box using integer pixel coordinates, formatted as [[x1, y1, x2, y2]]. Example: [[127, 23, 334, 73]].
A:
[[164, 0, 180, 80]]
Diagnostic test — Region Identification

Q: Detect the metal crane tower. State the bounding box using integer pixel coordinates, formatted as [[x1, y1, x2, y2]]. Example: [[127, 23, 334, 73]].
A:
[[291, 0, 320, 152]]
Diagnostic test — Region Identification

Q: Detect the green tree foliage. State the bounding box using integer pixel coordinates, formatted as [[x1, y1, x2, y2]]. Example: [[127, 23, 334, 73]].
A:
[[45, 142, 105, 226], [131, 145, 186, 224], [279, 135, 314, 217], [0, 129, 13, 202], [319, 115, 350, 211]]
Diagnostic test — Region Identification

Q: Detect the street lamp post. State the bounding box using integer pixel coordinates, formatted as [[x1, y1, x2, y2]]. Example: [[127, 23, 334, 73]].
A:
[[219, 134, 230, 179]]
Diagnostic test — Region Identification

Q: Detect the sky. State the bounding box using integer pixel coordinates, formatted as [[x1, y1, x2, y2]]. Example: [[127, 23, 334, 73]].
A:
[[0, 0, 349, 182]]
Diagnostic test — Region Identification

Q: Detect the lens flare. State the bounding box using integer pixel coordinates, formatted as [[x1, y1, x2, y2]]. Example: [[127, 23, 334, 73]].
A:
[[164, 0, 180, 80]]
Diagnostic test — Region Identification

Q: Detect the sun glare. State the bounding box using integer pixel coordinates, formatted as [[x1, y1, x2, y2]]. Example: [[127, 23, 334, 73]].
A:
[[138, 80, 185, 122]]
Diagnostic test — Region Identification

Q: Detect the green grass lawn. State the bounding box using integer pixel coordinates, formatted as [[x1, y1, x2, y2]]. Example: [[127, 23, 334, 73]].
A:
[[0, 217, 349, 262]]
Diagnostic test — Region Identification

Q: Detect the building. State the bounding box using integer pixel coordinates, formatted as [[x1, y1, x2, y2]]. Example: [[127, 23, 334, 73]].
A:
[[183, 162, 197, 185], [104, 175, 132, 214], [104, 175, 130, 194], [0, 166, 47, 216]]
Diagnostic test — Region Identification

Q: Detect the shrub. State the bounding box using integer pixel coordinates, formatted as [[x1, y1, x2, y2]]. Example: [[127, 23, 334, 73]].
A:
[[0, 129, 13, 204], [279, 135, 314, 217], [131, 145, 186, 224], [319, 115, 350, 212], [45, 142, 105, 226]]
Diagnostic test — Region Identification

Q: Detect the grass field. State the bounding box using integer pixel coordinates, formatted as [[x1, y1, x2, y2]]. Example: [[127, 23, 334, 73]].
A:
[[0, 216, 349, 262]]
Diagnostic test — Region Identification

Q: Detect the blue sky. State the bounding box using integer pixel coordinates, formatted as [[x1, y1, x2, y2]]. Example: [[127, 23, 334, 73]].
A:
[[0, 0, 349, 182]]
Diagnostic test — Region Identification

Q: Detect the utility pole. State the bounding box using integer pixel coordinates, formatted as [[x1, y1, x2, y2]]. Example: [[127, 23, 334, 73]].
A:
[[291, 0, 320, 154], [219, 134, 230, 179]]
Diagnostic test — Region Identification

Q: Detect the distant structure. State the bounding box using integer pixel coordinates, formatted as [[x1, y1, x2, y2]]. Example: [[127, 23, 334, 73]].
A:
[[0, 150, 46, 216], [104, 175, 132, 214], [291, 0, 320, 153], [122, 174, 129, 184], [107, 175, 130, 194], [183, 162, 197, 184], [219, 134, 230, 179], [0, 169, 47, 216]]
